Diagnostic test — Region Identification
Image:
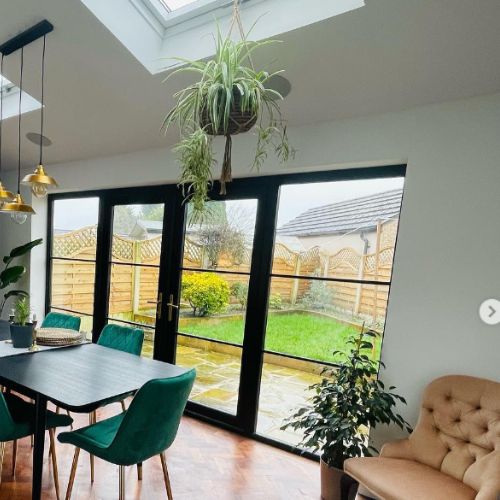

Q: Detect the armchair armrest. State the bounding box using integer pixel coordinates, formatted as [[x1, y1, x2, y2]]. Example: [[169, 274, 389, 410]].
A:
[[380, 438, 414, 460]]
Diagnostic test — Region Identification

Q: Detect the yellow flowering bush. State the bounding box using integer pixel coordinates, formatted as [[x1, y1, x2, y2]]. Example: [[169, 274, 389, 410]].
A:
[[182, 273, 230, 316]]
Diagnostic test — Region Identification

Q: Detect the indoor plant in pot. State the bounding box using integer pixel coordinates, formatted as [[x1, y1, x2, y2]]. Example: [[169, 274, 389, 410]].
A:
[[282, 328, 412, 500], [163, 18, 294, 222], [10, 296, 34, 348], [0, 238, 42, 339]]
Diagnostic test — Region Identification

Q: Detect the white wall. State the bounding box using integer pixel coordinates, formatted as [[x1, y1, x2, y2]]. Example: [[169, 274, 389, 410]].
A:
[[1, 91, 499, 442]]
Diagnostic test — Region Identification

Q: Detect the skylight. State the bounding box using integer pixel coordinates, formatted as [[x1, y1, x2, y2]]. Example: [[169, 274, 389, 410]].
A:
[[160, 0, 201, 12], [0, 73, 41, 120]]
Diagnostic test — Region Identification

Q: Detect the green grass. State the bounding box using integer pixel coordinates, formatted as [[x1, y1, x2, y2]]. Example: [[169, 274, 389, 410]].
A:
[[179, 311, 381, 364]]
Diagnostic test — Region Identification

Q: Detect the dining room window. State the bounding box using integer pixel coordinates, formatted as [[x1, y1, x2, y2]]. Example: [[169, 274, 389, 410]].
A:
[[48, 197, 100, 336]]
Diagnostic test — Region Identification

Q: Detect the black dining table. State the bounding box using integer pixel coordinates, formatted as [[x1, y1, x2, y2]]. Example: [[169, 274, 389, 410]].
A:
[[0, 343, 188, 500]]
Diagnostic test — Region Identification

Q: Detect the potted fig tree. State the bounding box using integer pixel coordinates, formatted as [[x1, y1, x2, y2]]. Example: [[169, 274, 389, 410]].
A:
[[0, 238, 42, 339], [10, 296, 34, 348], [282, 328, 412, 500], [163, 22, 294, 222]]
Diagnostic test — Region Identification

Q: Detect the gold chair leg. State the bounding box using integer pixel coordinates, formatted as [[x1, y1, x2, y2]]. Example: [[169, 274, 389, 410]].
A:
[[12, 439, 17, 476], [0, 441, 6, 485], [120, 400, 126, 412], [65, 447, 80, 500], [137, 462, 143, 480], [160, 453, 173, 500], [119, 465, 125, 500], [49, 429, 61, 500], [89, 412, 95, 482]]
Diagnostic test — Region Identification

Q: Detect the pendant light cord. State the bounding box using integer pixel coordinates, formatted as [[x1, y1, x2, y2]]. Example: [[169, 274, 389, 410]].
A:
[[17, 47, 23, 194], [39, 35, 46, 166], [0, 54, 4, 178]]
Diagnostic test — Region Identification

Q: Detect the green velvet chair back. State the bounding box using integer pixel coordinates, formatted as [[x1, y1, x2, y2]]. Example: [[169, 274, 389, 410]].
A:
[[97, 324, 144, 356], [0, 394, 18, 442], [41, 312, 81, 331], [107, 370, 195, 465]]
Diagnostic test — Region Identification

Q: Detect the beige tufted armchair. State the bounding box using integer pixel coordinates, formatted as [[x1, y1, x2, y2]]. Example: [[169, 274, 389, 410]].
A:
[[343, 375, 500, 500]]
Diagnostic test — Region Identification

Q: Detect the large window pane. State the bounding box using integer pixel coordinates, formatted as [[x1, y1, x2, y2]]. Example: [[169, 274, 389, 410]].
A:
[[179, 271, 250, 345], [50, 259, 96, 315], [183, 200, 257, 273], [273, 179, 404, 281], [51, 198, 99, 260]]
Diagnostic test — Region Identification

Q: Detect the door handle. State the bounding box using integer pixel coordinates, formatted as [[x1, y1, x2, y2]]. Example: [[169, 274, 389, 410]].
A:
[[166, 293, 179, 322], [147, 292, 163, 320]]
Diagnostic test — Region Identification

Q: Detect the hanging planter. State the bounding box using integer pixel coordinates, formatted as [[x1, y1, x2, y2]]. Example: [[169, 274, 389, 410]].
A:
[[163, 1, 294, 222]]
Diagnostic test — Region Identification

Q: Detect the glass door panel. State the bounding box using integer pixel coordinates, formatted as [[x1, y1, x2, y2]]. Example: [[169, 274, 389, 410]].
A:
[[174, 199, 258, 415], [106, 203, 165, 357], [257, 177, 404, 444]]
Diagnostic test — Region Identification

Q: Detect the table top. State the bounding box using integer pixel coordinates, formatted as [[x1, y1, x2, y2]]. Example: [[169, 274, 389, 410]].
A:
[[0, 343, 188, 412]]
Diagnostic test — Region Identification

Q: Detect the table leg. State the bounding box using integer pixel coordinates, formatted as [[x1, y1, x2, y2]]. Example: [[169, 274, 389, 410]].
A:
[[32, 394, 47, 500]]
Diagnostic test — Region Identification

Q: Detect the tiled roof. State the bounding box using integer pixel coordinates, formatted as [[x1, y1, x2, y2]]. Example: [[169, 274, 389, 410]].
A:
[[278, 189, 403, 237]]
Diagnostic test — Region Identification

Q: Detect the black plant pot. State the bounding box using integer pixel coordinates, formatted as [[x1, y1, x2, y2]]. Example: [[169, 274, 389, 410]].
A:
[[0, 319, 11, 341], [10, 323, 34, 348]]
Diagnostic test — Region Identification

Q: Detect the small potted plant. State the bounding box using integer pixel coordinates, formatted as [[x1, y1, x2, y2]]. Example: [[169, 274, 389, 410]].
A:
[[10, 296, 34, 348], [282, 328, 412, 500], [0, 238, 42, 339]]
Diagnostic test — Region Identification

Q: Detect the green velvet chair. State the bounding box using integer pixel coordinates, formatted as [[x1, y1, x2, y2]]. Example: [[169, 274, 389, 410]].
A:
[[0, 392, 73, 499], [41, 312, 81, 331], [59, 369, 196, 500]]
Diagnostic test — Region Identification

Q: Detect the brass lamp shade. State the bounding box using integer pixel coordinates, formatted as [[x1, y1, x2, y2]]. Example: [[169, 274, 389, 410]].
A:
[[22, 164, 58, 198], [0, 193, 36, 214], [0, 181, 14, 202]]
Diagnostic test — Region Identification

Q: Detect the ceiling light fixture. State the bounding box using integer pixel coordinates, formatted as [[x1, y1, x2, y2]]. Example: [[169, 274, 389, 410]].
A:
[[1, 48, 35, 224], [0, 54, 14, 205], [22, 34, 58, 198]]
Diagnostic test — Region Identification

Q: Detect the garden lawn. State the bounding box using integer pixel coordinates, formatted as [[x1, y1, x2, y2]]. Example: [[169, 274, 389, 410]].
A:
[[179, 311, 381, 363]]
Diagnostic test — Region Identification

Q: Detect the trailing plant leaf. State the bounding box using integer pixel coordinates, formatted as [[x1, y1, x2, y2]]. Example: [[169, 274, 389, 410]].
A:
[[281, 328, 412, 469], [174, 127, 216, 223]]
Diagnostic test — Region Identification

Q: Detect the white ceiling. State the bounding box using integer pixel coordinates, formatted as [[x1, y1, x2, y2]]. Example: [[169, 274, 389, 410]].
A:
[[0, 0, 499, 171]]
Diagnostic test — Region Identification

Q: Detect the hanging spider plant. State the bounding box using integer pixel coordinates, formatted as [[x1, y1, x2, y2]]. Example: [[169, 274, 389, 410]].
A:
[[163, 25, 294, 222]]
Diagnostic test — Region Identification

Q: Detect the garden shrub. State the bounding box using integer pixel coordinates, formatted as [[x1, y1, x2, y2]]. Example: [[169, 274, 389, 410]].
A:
[[230, 282, 248, 309], [182, 273, 230, 316], [300, 278, 333, 310], [269, 293, 283, 309]]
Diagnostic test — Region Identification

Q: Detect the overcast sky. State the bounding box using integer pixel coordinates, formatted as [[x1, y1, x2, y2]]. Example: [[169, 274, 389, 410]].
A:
[[53, 176, 405, 232]]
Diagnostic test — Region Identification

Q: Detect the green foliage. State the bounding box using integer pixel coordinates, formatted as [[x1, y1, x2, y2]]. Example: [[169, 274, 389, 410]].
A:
[[199, 223, 247, 268], [0, 239, 42, 316], [231, 282, 248, 310], [13, 296, 30, 326], [139, 204, 164, 221], [182, 273, 230, 317], [300, 278, 334, 311], [163, 25, 295, 220], [281, 328, 411, 469], [268, 293, 283, 309]]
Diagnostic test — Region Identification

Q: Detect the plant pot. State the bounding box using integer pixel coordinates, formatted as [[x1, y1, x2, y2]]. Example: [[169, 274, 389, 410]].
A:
[[320, 458, 344, 500], [200, 87, 258, 136], [10, 323, 34, 348], [0, 319, 11, 341]]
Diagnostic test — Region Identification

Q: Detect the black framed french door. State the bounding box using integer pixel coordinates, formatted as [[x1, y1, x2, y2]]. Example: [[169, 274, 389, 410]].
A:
[[46, 164, 406, 447]]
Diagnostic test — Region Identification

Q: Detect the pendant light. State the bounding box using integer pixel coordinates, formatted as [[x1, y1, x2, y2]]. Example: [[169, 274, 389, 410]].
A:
[[0, 54, 14, 204], [22, 35, 57, 197], [1, 47, 35, 224]]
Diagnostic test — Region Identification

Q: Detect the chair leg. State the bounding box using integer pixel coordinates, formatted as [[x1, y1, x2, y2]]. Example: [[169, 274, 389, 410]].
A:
[[160, 452, 173, 500], [0, 442, 6, 485], [120, 400, 126, 412], [137, 462, 143, 480], [65, 447, 80, 500], [89, 411, 95, 482], [119, 465, 125, 500], [49, 429, 60, 500], [67, 410, 73, 430], [12, 439, 17, 476]]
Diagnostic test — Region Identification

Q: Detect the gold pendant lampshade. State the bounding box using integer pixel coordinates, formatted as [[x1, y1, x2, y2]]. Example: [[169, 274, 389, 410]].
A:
[[0, 54, 14, 204], [0, 47, 35, 223], [22, 34, 57, 198]]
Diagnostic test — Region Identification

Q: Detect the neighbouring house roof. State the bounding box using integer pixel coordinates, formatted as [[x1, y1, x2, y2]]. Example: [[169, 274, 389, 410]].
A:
[[278, 189, 403, 237]]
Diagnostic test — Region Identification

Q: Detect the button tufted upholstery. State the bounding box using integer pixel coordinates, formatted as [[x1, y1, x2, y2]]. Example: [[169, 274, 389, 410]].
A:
[[344, 375, 500, 500]]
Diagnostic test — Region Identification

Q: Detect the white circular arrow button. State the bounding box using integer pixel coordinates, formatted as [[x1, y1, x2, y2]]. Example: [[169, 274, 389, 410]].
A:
[[479, 299, 500, 325]]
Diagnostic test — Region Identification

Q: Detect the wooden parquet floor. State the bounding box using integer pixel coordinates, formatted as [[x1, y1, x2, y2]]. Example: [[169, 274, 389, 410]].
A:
[[0, 403, 319, 499]]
